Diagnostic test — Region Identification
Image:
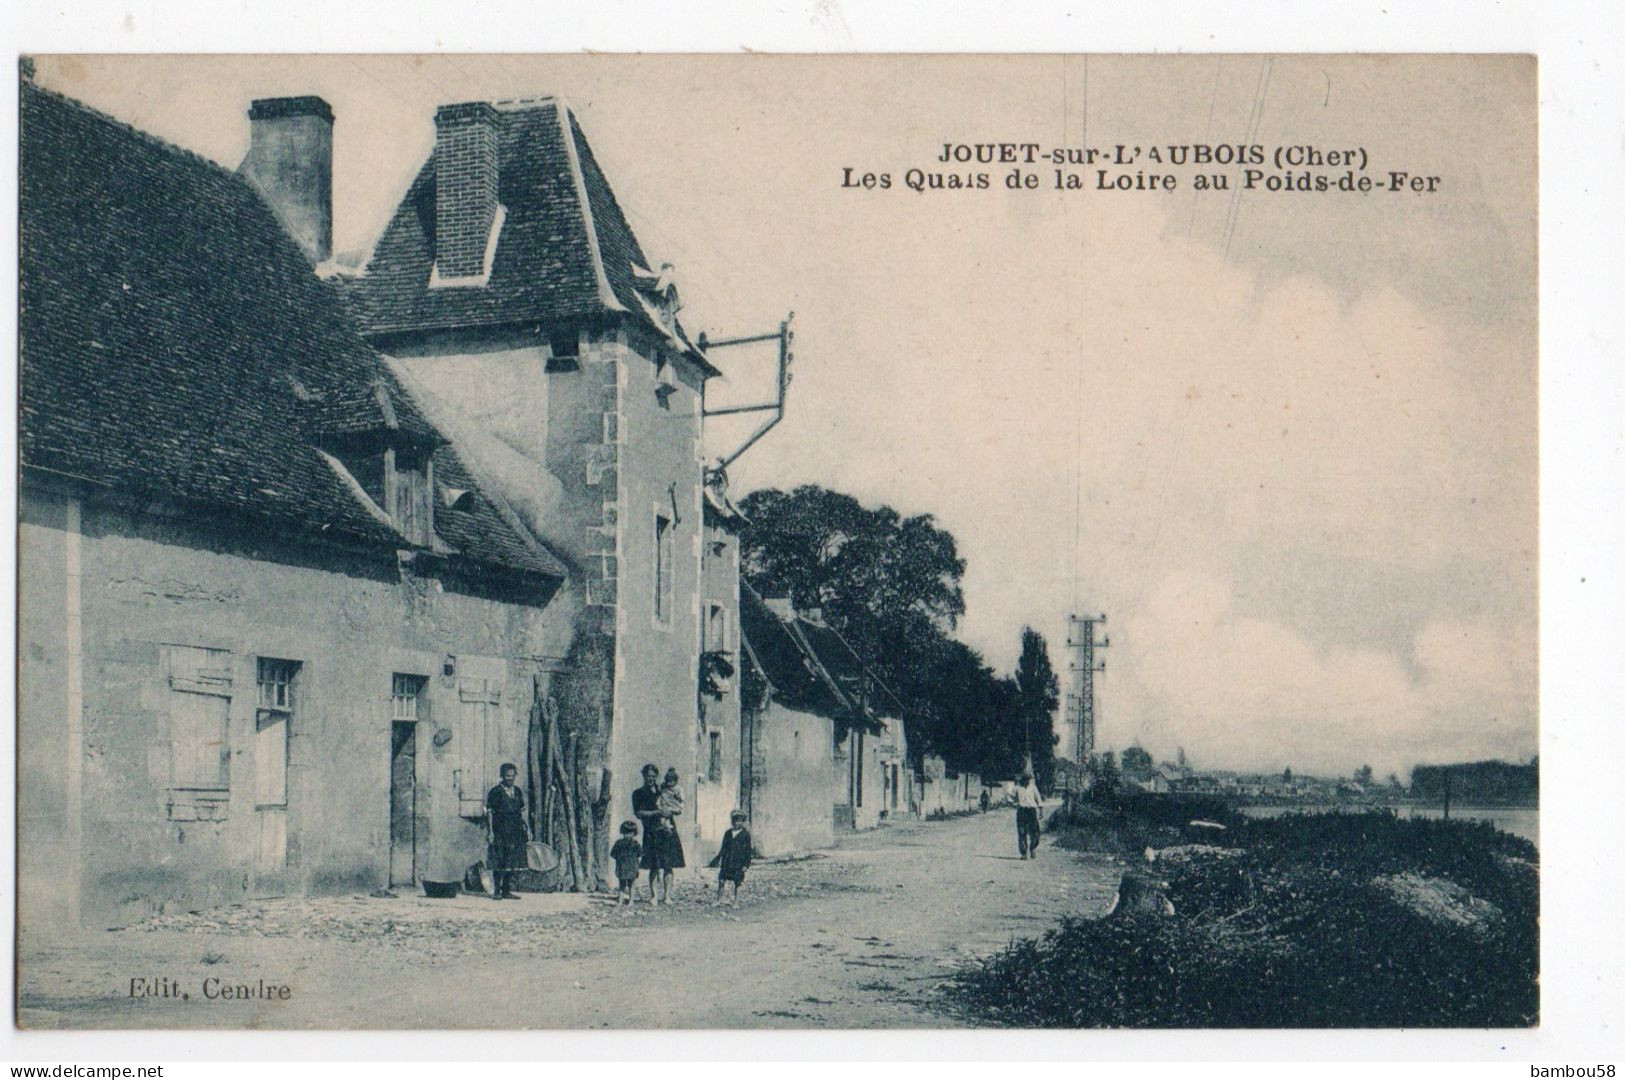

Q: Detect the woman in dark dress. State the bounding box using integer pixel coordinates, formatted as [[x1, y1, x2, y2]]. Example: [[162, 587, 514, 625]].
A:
[[632, 764, 665, 903], [485, 762, 529, 900], [632, 763, 685, 904]]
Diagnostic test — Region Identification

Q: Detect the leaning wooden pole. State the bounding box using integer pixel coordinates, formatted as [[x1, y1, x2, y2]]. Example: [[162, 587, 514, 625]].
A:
[[573, 738, 594, 890], [592, 767, 613, 894], [526, 678, 545, 838], [553, 731, 585, 891], [541, 708, 558, 849]]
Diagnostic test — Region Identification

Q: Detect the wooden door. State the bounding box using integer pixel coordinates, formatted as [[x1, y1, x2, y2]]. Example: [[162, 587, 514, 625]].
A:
[[389, 721, 417, 886]]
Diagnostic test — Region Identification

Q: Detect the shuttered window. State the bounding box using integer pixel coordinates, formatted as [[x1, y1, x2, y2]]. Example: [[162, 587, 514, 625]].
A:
[[164, 645, 233, 820]]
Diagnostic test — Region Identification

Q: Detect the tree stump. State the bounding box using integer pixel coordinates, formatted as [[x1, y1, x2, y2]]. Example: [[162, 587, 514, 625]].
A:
[[1105, 869, 1176, 918]]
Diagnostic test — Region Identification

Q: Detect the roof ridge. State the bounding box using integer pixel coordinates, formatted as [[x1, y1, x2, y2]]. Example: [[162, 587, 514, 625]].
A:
[[555, 102, 625, 314], [492, 95, 560, 111], [782, 611, 858, 715], [24, 80, 241, 181]]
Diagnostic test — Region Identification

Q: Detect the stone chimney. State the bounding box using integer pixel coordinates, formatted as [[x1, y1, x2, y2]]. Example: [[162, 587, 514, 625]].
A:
[[241, 96, 333, 263], [433, 101, 501, 279]]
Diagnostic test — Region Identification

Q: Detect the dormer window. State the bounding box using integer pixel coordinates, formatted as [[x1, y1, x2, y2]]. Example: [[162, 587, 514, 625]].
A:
[[654, 351, 678, 410], [325, 442, 435, 546], [389, 446, 433, 545]]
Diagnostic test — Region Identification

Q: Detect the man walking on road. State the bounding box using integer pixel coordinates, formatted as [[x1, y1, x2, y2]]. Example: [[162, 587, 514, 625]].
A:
[[1014, 772, 1044, 859]]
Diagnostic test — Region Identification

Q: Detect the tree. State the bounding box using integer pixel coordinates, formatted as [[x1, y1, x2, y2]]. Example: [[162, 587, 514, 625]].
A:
[[1282, 766, 1293, 784], [1353, 764, 1374, 786], [1090, 750, 1121, 801], [739, 485, 966, 654], [741, 485, 982, 771], [1175, 746, 1189, 772], [1013, 627, 1061, 789], [1120, 744, 1154, 782]]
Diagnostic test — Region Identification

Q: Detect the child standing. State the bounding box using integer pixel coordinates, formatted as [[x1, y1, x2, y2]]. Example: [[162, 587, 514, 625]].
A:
[[709, 810, 753, 905], [610, 820, 643, 907]]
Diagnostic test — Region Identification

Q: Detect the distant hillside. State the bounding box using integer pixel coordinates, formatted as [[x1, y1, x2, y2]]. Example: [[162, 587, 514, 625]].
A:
[[1410, 760, 1538, 807]]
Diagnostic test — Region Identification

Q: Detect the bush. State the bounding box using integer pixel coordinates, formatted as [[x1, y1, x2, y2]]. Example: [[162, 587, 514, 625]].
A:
[[949, 808, 1538, 1027], [1047, 793, 1244, 858]]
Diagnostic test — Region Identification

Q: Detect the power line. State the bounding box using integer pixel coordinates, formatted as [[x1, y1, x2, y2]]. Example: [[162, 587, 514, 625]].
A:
[[1223, 58, 1273, 263], [1188, 56, 1225, 237]]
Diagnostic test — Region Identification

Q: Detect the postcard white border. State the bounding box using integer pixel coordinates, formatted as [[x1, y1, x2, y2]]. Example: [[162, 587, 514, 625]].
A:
[[1, 0, 1620, 1066]]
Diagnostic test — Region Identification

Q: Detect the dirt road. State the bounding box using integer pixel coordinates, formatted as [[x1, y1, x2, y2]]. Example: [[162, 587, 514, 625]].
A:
[[19, 807, 1120, 1029]]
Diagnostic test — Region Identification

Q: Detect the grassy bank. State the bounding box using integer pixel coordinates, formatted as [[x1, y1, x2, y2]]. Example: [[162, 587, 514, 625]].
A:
[[948, 796, 1538, 1027]]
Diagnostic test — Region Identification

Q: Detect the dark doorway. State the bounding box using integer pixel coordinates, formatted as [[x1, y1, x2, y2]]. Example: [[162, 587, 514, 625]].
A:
[[389, 721, 417, 886]]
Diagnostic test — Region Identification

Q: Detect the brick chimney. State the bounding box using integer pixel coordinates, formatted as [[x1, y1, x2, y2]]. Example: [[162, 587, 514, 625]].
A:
[[241, 96, 333, 263], [433, 101, 501, 279]]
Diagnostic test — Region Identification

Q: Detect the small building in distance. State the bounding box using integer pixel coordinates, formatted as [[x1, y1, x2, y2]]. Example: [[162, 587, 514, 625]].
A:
[[918, 756, 985, 817], [736, 586, 905, 856]]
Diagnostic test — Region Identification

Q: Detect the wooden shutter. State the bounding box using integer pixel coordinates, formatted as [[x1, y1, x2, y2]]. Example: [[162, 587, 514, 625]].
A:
[[457, 678, 501, 817], [165, 645, 232, 791]]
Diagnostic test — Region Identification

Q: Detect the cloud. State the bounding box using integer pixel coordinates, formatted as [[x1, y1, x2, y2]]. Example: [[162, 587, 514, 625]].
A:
[[730, 191, 1535, 778], [1118, 572, 1535, 779]]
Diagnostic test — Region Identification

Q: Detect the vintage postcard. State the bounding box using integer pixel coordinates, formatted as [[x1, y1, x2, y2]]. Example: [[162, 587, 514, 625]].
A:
[[15, 54, 1536, 1030]]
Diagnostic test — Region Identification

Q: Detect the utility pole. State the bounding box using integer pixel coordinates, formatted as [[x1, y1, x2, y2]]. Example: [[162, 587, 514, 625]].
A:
[[700, 312, 794, 482], [1066, 613, 1109, 767]]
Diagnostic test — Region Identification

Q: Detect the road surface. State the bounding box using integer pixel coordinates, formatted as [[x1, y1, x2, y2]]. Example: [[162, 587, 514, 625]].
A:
[[19, 806, 1120, 1029]]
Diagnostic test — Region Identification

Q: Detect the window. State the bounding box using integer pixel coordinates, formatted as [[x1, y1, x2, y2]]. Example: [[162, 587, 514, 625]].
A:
[[257, 658, 298, 712], [392, 673, 426, 721], [391, 448, 432, 545], [709, 731, 723, 783], [706, 602, 729, 652], [330, 446, 433, 544], [654, 352, 677, 410], [654, 513, 674, 624], [546, 330, 581, 373]]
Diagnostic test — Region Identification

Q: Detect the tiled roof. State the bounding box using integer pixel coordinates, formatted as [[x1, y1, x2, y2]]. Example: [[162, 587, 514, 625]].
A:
[[20, 82, 564, 583], [738, 584, 898, 726], [790, 616, 903, 720], [739, 584, 850, 718], [352, 99, 716, 373]]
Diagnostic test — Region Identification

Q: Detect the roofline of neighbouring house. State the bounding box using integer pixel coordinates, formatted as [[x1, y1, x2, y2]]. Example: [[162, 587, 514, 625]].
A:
[[20, 462, 566, 594]]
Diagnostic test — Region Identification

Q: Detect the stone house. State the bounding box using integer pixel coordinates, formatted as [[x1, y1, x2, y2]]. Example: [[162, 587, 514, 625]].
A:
[[873, 714, 917, 822], [18, 84, 577, 929], [19, 82, 751, 925], [694, 489, 747, 860], [918, 756, 985, 816], [736, 586, 904, 856], [343, 95, 740, 875]]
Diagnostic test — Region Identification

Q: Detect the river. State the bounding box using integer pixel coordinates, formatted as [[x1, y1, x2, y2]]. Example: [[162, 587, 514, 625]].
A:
[[1238, 804, 1539, 848]]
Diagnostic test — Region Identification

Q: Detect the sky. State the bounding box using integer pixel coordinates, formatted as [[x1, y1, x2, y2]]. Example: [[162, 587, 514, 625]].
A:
[[30, 54, 1538, 780]]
